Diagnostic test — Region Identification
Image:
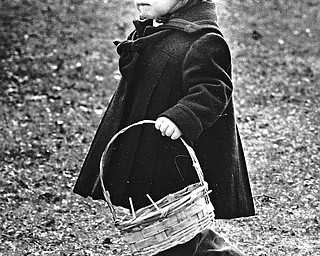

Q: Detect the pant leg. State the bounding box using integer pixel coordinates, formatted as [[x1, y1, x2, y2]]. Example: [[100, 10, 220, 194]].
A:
[[155, 229, 246, 256], [155, 233, 201, 256], [195, 229, 247, 256]]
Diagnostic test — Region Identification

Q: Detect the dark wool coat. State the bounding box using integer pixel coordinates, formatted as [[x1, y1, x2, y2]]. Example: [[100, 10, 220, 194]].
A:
[[73, 2, 255, 219]]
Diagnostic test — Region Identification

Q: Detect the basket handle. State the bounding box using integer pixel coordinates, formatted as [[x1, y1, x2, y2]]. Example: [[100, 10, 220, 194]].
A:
[[99, 120, 206, 222]]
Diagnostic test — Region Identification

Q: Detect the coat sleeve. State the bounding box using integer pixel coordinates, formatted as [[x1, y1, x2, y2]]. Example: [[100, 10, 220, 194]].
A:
[[160, 32, 233, 143]]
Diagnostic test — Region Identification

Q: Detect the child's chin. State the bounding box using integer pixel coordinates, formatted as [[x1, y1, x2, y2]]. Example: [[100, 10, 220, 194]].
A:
[[139, 13, 156, 20], [140, 16, 154, 20]]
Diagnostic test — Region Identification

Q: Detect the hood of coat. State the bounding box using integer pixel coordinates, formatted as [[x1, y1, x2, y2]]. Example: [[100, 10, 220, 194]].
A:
[[157, 0, 217, 24]]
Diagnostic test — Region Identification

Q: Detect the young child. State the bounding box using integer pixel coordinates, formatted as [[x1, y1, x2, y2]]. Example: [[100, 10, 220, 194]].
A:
[[74, 0, 255, 255]]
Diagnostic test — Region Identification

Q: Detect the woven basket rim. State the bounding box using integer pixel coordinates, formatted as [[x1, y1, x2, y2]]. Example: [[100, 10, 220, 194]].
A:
[[117, 181, 210, 229]]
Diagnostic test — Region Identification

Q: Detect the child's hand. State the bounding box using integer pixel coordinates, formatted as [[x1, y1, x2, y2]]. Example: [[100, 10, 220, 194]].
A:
[[155, 117, 182, 140]]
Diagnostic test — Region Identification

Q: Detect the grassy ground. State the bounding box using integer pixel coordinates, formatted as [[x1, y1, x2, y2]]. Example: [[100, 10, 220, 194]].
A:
[[0, 0, 319, 255]]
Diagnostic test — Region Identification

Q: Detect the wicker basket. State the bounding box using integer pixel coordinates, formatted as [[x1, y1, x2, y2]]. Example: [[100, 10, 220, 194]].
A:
[[99, 120, 215, 255]]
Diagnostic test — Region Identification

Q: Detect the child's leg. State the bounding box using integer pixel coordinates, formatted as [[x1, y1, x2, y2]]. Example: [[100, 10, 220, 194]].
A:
[[194, 229, 247, 256], [155, 229, 246, 256], [155, 233, 200, 256]]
